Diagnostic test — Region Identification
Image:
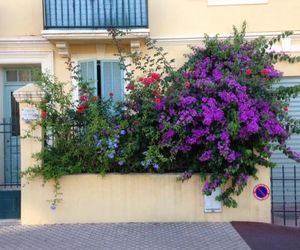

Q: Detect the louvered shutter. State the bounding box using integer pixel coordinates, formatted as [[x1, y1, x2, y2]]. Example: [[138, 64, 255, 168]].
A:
[[79, 60, 97, 95], [100, 60, 124, 103], [271, 78, 300, 203]]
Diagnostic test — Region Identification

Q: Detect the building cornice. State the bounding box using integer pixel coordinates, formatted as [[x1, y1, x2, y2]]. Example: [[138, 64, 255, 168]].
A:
[[0, 36, 53, 48]]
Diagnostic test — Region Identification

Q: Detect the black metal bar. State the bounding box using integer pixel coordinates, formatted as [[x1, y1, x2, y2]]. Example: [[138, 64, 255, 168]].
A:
[[140, 0, 142, 25], [42, 0, 46, 29], [54, 0, 57, 26], [103, 0, 107, 27], [92, 0, 95, 27], [134, 0, 137, 26], [48, 0, 52, 27], [67, 0, 70, 27], [282, 165, 286, 226], [85, 0, 88, 26], [3, 118, 7, 185], [122, 0, 125, 27], [127, 0, 131, 26], [97, 0, 100, 27], [60, 0, 63, 26], [110, 0, 113, 26], [271, 167, 274, 224], [9, 118, 13, 188], [79, 0, 82, 27], [16, 128, 19, 186], [146, 0, 149, 27], [116, 0, 118, 26], [73, 0, 76, 26], [295, 165, 298, 226]]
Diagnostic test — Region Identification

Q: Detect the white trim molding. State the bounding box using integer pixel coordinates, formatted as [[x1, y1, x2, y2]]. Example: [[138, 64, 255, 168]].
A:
[[152, 31, 300, 52], [208, 0, 268, 6], [0, 37, 53, 49], [0, 51, 54, 74], [42, 29, 150, 40]]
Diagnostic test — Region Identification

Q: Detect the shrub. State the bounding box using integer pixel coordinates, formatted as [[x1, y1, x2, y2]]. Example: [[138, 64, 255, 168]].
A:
[[154, 23, 300, 207]]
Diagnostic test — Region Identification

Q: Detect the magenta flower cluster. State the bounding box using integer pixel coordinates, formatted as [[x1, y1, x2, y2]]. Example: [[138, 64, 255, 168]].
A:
[[155, 41, 297, 199]]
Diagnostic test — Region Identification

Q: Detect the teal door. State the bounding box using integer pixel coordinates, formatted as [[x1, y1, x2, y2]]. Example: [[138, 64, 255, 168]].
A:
[[0, 69, 27, 219]]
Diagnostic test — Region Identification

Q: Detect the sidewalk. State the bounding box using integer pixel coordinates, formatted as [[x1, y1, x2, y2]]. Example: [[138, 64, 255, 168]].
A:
[[0, 222, 249, 250]]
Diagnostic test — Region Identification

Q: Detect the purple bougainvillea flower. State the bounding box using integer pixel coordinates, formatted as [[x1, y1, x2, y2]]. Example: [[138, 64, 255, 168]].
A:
[[199, 150, 213, 162], [160, 129, 176, 144]]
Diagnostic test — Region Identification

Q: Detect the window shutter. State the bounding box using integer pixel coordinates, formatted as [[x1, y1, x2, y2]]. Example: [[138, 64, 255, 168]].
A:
[[271, 78, 300, 203], [79, 60, 97, 95], [100, 60, 124, 103]]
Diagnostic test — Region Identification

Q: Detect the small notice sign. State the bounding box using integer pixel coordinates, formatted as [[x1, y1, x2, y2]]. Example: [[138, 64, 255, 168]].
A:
[[21, 108, 39, 124], [204, 187, 222, 213], [253, 184, 270, 201]]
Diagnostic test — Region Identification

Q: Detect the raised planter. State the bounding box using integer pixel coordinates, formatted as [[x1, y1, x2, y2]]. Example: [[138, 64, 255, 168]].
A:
[[21, 167, 271, 225]]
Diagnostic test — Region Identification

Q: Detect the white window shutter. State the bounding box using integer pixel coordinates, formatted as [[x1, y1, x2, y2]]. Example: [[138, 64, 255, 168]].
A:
[[100, 60, 124, 103], [79, 59, 97, 95]]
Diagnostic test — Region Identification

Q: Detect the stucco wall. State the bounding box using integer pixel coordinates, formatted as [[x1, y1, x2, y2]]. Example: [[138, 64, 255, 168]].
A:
[[149, 0, 300, 37], [21, 167, 271, 225], [16, 96, 271, 225], [0, 0, 299, 37], [0, 0, 43, 37]]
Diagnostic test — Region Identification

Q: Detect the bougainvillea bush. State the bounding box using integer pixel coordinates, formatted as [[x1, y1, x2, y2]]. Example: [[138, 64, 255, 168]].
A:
[[23, 24, 300, 208], [151, 25, 300, 207]]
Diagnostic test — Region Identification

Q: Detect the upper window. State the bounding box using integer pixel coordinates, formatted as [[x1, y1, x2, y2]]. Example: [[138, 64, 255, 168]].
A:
[[79, 59, 124, 103], [208, 0, 268, 6]]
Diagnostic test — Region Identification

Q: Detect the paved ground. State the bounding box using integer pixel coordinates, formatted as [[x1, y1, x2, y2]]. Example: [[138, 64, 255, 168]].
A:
[[232, 222, 300, 250], [0, 222, 250, 250]]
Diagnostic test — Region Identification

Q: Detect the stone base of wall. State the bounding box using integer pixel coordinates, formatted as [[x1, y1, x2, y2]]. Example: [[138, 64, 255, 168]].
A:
[[21, 167, 270, 225]]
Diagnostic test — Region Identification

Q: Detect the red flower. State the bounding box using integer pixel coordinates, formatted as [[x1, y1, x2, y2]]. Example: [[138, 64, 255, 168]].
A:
[[41, 111, 48, 119], [283, 106, 289, 112], [126, 84, 135, 91], [155, 98, 161, 104], [143, 77, 155, 86], [79, 95, 89, 102], [138, 77, 144, 82], [185, 81, 191, 88], [245, 68, 252, 76], [261, 68, 268, 76], [151, 72, 161, 81], [77, 105, 86, 113], [109, 92, 114, 97], [153, 91, 160, 97]]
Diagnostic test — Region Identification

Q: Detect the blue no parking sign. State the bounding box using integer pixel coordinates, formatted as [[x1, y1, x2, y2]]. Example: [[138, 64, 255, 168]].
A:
[[253, 184, 270, 201]]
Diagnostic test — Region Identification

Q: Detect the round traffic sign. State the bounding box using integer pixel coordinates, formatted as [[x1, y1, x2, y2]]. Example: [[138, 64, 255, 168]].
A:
[[253, 184, 270, 201]]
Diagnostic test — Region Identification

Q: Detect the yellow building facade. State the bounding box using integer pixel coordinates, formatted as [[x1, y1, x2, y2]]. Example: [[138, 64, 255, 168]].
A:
[[0, 0, 299, 223]]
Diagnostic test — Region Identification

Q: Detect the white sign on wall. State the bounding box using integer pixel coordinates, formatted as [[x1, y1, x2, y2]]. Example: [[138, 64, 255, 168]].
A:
[[21, 108, 39, 124], [204, 187, 222, 213]]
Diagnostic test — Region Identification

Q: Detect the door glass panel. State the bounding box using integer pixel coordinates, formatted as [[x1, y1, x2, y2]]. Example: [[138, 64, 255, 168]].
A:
[[19, 70, 31, 82], [6, 71, 18, 82], [11, 93, 20, 136]]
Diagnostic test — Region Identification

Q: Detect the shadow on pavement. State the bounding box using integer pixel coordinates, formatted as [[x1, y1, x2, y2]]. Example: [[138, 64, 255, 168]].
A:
[[232, 221, 300, 250]]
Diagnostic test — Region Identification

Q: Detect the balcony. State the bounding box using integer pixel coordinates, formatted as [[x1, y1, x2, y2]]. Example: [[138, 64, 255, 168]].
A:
[[42, 0, 149, 41]]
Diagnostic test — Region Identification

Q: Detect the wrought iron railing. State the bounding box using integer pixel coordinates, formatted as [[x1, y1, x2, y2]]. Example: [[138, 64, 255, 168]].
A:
[[43, 0, 149, 30], [0, 119, 20, 189], [271, 165, 300, 227]]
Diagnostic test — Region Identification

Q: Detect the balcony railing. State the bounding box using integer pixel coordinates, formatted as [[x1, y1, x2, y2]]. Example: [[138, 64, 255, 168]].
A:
[[43, 0, 148, 30]]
